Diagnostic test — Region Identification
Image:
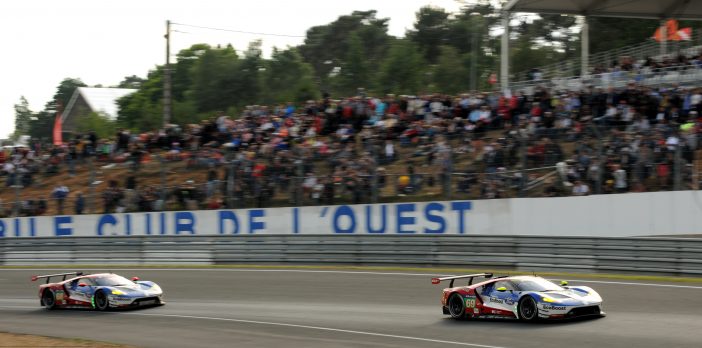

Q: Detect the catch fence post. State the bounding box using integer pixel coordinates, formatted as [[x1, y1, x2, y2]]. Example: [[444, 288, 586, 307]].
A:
[[295, 160, 303, 206], [88, 157, 96, 214], [158, 154, 166, 210], [12, 184, 22, 217]]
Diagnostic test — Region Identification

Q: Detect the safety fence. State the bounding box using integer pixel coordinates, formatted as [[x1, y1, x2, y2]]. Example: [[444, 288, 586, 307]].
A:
[[2, 235, 701, 277]]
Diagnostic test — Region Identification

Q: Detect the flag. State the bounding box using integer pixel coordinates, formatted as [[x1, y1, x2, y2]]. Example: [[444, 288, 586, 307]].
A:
[[676, 27, 692, 41], [653, 19, 692, 41], [53, 112, 62, 145]]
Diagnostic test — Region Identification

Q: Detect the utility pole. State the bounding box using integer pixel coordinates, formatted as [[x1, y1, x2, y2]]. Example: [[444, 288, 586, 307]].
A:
[[163, 20, 172, 127], [470, 13, 480, 91]]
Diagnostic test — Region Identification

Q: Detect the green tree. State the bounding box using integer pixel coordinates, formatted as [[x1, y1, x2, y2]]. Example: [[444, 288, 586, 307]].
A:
[[27, 110, 54, 142], [173, 43, 211, 101], [116, 67, 164, 131], [262, 47, 319, 104], [189, 45, 239, 113], [117, 75, 145, 89], [19, 78, 88, 142], [433, 46, 469, 95], [75, 112, 117, 139], [299, 10, 391, 92], [377, 40, 427, 95], [12, 96, 32, 140], [510, 39, 564, 79], [337, 33, 370, 96], [407, 6, 450, 64], [236, 40, 264, 105], [53, 78, 87, 110], [588, 18, 659, 55]]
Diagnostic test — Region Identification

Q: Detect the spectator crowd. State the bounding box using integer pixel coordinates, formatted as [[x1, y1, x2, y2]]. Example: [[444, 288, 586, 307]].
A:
[[2, 78, 702, 217]]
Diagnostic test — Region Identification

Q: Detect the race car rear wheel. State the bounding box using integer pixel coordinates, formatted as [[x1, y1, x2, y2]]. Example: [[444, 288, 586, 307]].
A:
[[42, 289, 56, 310], [518, 296, 538, 321], [447, 293, 466, 320], [94, 290, 110, 311]]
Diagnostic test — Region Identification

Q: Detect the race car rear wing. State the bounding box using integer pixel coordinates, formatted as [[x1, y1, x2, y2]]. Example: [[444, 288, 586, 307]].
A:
[[431, 273, 493, 287], [31, 272, 83, 284]]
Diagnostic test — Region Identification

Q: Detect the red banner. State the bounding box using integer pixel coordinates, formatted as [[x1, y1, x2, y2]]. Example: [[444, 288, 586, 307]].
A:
[[53, 113, 62, 146]]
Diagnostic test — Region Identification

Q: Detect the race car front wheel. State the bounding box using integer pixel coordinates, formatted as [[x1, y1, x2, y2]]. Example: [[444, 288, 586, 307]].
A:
[[42, 290, 56, 310], [518, 296, 538, 321], [447, 293, 466, 320], [94, 290, 110, 311]]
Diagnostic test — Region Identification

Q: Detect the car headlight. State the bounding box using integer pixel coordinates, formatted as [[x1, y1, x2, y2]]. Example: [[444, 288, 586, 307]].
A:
[[111, 290, 125, 295], [542, 296, 557, 303]]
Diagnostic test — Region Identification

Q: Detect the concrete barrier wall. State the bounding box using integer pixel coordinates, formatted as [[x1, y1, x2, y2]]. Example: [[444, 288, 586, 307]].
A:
[[2, 191, 702, 238]]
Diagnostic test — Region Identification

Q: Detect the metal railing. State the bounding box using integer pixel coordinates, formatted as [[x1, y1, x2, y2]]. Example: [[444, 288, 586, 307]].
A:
[[510, 63, 702, 92], [514, 32, 702, 82], [2, 235, 702, 277]]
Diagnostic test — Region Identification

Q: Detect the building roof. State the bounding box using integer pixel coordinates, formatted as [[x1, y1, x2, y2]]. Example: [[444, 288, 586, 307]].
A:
[[504, 0, 702, 20], [62, 87, 137, 122]]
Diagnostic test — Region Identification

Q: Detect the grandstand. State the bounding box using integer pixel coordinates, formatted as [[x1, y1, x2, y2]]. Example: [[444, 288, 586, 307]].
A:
[[2, 83, 701, 217]]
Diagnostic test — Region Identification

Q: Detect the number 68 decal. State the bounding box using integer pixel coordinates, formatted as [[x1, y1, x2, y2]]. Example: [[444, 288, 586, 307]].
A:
[[465, 297, 476, 308]]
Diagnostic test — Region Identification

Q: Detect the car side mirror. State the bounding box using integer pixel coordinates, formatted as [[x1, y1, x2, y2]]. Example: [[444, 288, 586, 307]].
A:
[[78, 283, 88, 287], [132, 277, 140, 282], [496, 286, 507, 292], [560, 280, 569, 286]]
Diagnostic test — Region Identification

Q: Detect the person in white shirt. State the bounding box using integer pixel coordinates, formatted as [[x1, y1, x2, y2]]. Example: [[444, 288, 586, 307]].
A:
[[572, 180, 590, 196], [613, 166, 627, 193], [302, 173, 317, 197], [384, 140, 395, 163]]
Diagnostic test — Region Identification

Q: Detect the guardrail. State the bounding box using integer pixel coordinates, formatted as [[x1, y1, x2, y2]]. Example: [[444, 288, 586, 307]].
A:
[[2, 235, 702, 277]]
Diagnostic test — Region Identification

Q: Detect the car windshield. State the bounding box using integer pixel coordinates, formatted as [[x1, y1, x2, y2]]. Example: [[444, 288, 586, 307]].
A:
[[93, 275, 133, 287], [512, 277, 562, 292]]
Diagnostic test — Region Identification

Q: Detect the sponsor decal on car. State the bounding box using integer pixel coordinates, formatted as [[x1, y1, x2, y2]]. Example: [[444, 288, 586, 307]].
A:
[[489, 297, 514, 305], [543, 305, 566, 311]]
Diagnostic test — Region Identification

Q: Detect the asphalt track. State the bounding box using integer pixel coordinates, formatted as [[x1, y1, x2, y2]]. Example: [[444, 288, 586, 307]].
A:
[[1, 268, 701, 348]]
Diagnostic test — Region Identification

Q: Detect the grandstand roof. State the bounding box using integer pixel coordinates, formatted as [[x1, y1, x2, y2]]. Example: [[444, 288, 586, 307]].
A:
[[62, 87, 136, 122], [504, 0, 702, 20]]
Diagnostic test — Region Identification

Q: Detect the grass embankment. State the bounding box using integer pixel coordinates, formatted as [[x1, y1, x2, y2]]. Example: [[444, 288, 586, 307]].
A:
[[0, 332, 134, 348]]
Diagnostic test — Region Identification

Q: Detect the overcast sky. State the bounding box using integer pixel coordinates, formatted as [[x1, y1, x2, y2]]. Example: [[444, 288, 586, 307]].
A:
[[0, 0, 465, 139]]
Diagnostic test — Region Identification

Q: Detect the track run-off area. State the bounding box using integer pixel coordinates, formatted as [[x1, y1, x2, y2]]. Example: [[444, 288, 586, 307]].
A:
[[1, 268, 701, 348]]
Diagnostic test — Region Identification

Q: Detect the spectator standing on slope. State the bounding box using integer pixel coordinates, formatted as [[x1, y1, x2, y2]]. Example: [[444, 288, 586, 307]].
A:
[[52, 185, 69, 215]]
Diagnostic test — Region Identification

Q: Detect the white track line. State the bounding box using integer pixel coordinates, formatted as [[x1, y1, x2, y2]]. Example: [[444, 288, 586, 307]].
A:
[[0, 305, 507, 348], [114, 312, 508, 348], [554, 279, 702, 289], [3, 268, 702, 289]]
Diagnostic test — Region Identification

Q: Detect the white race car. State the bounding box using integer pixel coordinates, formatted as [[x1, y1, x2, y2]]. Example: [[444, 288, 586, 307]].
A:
[[433, 273, 606, 321]]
